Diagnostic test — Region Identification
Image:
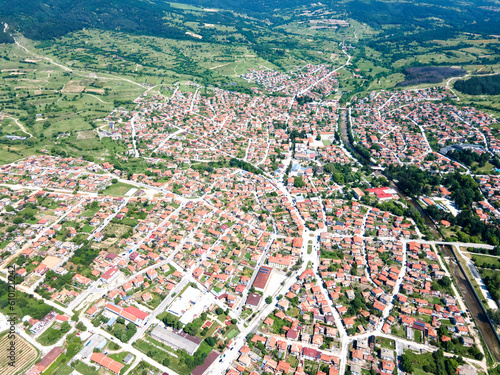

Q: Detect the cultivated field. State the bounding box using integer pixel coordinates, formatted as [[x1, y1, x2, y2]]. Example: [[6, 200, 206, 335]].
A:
[[0, 331, 38, 375]]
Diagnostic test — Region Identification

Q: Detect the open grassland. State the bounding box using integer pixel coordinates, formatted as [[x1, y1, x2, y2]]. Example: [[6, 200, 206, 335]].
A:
[[470, 253, 500, 269], [34, 29, 274, 86], [0, 38, 146, 164]]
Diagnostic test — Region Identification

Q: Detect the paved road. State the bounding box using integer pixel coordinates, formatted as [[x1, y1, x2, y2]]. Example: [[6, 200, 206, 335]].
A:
[[129, 278, 189, 345], [130, 116, 140, 157], [79, 317, 179, 375]]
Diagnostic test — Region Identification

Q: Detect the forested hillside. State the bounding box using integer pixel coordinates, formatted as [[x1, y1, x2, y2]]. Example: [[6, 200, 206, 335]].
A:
[[0, 0, 189, 40], [2, 0, 500, 41]]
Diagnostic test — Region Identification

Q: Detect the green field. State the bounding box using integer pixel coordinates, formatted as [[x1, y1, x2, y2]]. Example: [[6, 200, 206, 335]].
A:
[[101, 182, 136, 196], [43, 358, 73, 375], [227, 328, 239, 339], [73, 360, 100, 375], [134, 339, 195, 374], [37, 324, 65, 346], [471, 254, 500, 269]]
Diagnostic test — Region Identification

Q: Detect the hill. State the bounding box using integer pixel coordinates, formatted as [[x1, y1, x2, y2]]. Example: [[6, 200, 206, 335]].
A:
[[0, 0, 188, 40], [2, 0, 500, 41]]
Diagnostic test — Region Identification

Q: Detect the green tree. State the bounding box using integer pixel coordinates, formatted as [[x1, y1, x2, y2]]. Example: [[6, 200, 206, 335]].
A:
[[61, 321, 71, 333], [439, 276, 451, 288], [294, 176, 305, 188], [205, 337, 216, 347], [401, 353, 414, 373]]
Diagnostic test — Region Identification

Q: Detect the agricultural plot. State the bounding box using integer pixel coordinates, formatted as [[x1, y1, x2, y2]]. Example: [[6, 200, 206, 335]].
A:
[[0, 332, 38, 375]]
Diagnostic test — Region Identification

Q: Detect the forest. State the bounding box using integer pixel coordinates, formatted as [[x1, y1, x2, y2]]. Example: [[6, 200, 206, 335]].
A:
[[454, 74, 500, 96], [2, 0, 500, 43], [385, 165, 440, 197], [445, 149, 490, 168]]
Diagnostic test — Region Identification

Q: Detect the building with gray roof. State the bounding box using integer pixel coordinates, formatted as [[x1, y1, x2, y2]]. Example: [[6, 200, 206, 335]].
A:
[[151, 325, 202, 355]]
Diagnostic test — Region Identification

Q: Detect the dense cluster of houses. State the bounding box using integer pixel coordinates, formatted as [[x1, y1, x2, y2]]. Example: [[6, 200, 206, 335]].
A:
[[224, 236, 480, 375], [240, 64, 339, 99], [351, 87, 500, 171], [0, 155, 113, 192]]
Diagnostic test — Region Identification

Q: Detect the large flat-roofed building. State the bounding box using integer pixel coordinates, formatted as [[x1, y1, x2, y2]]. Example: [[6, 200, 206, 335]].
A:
[[151, 325, 202, 355], [252, 266, 272, 291], [79, 335, 107, 359]]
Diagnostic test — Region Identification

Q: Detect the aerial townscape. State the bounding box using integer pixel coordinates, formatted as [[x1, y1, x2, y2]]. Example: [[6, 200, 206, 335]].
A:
[[1, 1, 500, 375]]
